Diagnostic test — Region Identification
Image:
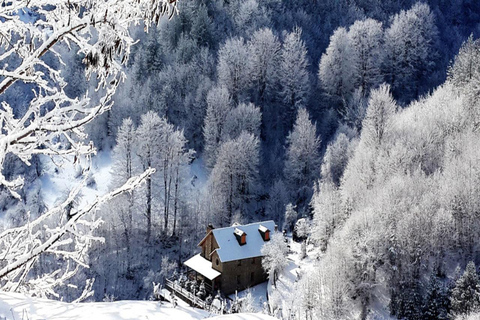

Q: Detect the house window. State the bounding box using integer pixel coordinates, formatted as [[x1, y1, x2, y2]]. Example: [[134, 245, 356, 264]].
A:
[[252, 257, 255, 264], [251, 272, 254, 282], [216, 258, 219, 266], [237, 275, 241, 285], [237, 260, 241, 266]]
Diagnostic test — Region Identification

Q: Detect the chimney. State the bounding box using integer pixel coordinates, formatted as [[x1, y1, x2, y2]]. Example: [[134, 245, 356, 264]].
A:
[[258, 225, 270, 241], [234, 228, 246, 246], [207, 223, 215, 234]]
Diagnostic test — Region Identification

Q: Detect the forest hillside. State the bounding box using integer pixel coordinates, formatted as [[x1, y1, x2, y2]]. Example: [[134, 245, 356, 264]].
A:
[[1, 0, 480, 319]]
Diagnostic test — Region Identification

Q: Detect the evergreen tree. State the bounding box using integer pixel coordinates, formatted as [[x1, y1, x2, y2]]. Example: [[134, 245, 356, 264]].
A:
[[451, 261, 480, 317], [423, 273, 449, 320]]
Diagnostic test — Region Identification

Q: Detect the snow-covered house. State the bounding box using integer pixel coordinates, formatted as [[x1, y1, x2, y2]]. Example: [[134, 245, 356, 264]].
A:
[[183, 221, 276, 295]]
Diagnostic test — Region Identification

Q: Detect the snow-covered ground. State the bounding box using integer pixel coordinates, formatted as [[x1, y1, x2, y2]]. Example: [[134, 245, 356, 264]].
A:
[[228, 281, 269, 313], [264, 235, 317, 318], [40, 151, 113, 210], [0, 291, 208, 320], [40, 151, 207, 210], [0, 291, 276, 320]]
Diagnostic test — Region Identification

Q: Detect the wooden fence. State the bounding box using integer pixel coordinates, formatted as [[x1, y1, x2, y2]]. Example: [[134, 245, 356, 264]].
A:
[[165, 279, 208, 309]]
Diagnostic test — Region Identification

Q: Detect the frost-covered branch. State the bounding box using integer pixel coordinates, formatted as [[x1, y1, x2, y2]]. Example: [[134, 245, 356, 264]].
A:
[[0, 0, 178, 198], [0, 168, 155, 295], [0, 0, 177, 298]]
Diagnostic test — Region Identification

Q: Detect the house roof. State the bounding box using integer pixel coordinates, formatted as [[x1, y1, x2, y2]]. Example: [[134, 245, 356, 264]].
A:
[[184, 254, 221, 280], [210, 220, 275, 263]]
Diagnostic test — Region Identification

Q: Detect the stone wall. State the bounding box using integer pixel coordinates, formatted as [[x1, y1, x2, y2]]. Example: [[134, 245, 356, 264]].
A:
[[218, 256, 267, 295]]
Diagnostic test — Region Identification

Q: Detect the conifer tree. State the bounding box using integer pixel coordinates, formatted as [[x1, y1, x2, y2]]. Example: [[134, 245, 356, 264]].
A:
[[423, 273, 449, 320], [450, 261, 480, 317]]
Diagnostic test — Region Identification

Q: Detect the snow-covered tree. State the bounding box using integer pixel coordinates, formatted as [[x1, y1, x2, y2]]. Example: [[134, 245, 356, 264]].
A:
[[0, 0, 176, 296], [203, 86, 233, 169], [266, 179, 289, 225], [283, 203, 297, 232], [361, 83, 397, 149], [137, 111, 164, 242], [157, 123, 194, 235], [110, 118, 140, 271], [208, 132, 259, 226], [248, 28, 281, 102], [447, 35, 480, 127], [217, 37, 252, 104], [284, 108, 321, 205], [159, 256, 177, 284], [279, 27, 310, 116], [319, 27, 354, 107], [451, 261, 480, 317], [321, 132, 356, 186], [384, 2, 438, 101], [222, 103, 261, 141], [261, 232, 288, 287], [423, 272, 449, 320], [348, 18, 384, 93], [447, 35, 480, 90], [137, 111, 193, 237], [190, 4, 214, 48], [311, 181, 342, 252]]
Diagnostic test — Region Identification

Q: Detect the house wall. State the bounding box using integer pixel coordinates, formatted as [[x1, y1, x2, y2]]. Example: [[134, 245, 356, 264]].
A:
[[219, 256, 267, 295], [201, 233, 219, 261], [212, 251, 222, 273]]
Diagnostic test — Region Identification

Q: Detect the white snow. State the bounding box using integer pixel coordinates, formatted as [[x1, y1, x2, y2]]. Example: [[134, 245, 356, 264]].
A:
[[210, 314, 276, 320], [266, 235, 317, 319], [228, 281, 269, 313], [0, 291, 209, 320], [184, 254, 221, 280], [258, 225, 269, 233], [40, 151, 113, 210], [0, 291, 277, 320], [212, 221, 276, 262]]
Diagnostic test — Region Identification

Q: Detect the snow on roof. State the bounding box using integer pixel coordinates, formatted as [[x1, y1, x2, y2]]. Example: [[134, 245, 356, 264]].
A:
[[258, 225, 269, 233], [234, 227, 245, 237], [184, 254, 221, 280], [212, 220, 276, 262]]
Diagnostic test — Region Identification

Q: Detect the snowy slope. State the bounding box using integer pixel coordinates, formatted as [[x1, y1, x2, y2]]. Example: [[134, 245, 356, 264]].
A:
[[210, 314, 276, 320], [0, 291, 208, 320], [0, 292, 277, 320], [39, 151, 113, 210]]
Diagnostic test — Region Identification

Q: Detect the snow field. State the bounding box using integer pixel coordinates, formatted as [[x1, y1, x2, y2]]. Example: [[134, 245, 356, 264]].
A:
[[0, 291, 278, 320]]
